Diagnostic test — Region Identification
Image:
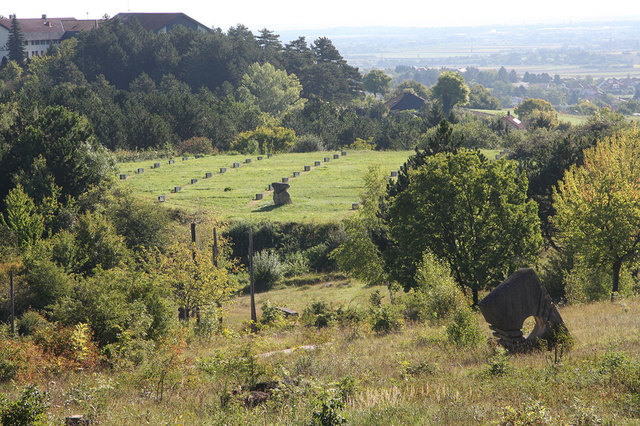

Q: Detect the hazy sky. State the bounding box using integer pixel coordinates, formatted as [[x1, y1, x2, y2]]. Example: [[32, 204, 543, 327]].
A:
[[4, 0, 640, 30]]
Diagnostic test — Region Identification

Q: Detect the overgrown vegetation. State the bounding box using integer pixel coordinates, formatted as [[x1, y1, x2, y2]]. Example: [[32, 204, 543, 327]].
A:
[[1, 13, 640, 425]]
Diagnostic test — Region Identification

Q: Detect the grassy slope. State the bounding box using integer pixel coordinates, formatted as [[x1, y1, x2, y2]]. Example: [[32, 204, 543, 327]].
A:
[[25, 280, 640, 424], [118, 151, 413, 223]]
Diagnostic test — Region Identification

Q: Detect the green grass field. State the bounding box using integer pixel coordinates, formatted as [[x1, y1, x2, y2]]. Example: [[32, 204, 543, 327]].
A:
[[119, 150, 504, 223], [119, 151, 413, 222]]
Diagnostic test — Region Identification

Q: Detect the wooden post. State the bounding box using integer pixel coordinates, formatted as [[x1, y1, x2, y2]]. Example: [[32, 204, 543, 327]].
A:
[[249, 228, 257, 332], [10, 270, 15, 337], [212, 227, 223, 327], [212, 228, 218, 267], [191, 223, 200, 323]]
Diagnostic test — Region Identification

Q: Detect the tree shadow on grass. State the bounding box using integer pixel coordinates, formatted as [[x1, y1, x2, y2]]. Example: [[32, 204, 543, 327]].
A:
[[252, 204, 282, 213]]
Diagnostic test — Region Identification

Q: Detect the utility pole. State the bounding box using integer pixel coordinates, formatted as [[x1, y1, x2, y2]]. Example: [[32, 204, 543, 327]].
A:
[[249, 228, 257, 332], [10, 270, 15, 337], [212, 227, 218, 267]]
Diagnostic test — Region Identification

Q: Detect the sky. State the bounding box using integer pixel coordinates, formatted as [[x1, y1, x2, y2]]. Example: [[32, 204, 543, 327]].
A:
[[4, 0, 640, 31]]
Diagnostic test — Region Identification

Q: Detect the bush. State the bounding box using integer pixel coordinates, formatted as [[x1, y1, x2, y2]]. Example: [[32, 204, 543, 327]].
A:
[[176, 136, 213, 155], [302, 302, 335, 328], [446, 306, 483, 347], [20, 256, 73, 312], [565, 262, 635, 303], [312, 391, 347, 425], [290, 134, 325, 152], [0, 385, 49, 425], [282, 251, 309, 277], [402, 251, 465, 323], [232, 125, 296, 154], [253, 250, 283, 292], [370, 304, 404, 334], [304, 243, 336, 272], [17, 311, 51, 336]]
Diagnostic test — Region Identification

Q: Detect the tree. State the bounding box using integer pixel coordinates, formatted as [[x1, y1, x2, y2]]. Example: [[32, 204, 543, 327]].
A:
[[431, 71, 469, 114], [387, 150, 542, 304], [231, 125, 296, 154], [553, 128, 640, 301], [393, 80, 430, 99], [514, 98, 558, 129], [0, 184, 44, 250], [147, 241, 235, 321], [331, 165, 388, 286], [238, 62, 305, 120], [7, 16, 26, 65], [466, 84, 501, 110], [362, 70, 391, 98], [0, 106, 115, 203]]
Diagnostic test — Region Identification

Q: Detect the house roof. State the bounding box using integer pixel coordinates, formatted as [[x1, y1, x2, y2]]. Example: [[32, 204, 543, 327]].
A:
[[0, 18, 73, 40], [502, 112, 526, 130], [384, 92, 426, 111], [0, 17, 99, 40], [113, 12, 210, 33]]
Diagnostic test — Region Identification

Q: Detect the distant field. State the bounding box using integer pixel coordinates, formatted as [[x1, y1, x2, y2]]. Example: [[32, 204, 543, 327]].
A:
[[118, 151, 413, 223], [470, 108, 640, 125], [471, 108, 589, 124]]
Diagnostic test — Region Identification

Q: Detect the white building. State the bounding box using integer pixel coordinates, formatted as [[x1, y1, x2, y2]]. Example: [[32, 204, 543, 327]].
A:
[[0, 15, 99, 62]]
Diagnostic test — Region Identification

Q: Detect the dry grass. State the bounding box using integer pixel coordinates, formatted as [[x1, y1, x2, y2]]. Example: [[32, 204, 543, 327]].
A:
[[2, 293, 639, 424]]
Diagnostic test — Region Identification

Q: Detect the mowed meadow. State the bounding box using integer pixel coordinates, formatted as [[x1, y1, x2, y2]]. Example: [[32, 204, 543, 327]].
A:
[[118, 149, 500, 222]]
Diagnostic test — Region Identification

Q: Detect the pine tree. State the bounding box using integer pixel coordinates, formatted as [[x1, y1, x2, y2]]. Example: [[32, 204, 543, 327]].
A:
[[7, 16, 26, 65]]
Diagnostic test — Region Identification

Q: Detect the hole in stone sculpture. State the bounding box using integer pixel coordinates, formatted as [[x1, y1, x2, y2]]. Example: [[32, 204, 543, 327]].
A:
[[522, 316, 536, 338], [522, 315, 546, 340]]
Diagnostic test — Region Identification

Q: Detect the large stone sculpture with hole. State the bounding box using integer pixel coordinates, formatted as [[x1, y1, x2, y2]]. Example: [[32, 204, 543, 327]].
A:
[[478, 268, 568, 352], [272, 182, 291, 205]]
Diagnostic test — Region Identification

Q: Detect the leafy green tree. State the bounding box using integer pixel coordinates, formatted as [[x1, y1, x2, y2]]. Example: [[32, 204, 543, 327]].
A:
[[362, 70, 391, 98], [554, 128, 640, 301], [514, 98, 558, 129], [387, 150, 542, 304], [331, 165, 388, 286], [431, 71, 469, 114], [392, 80, 430, 99], [238, 62, 305, 120], [466, 84, 501, 110], [7, 16, 26, 65], [417, 119, 459, 154], [1, 106, 115, 202], [0, 184, 44, 250], [232, 125, 296, 154]]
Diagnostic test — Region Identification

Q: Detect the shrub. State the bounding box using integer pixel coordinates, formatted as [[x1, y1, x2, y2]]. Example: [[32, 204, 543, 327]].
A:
[[349, 138, 375, 150], [176, 136, 213, 155], [20, 256, 73, 312], [370, 304, 404, 334], [291, 134, 325, 152], [17, 311, 51, 336], [486, 347, 511, 376], [565, 261, 635, 303], [282, 251, 309, 277], [311, 391, 347, 425], [232, 125, 296, 154], [0, 385, 49, 426], [253, 250, 283, 292], [402, 251, 465, 323], [446, 307, 483, 347], [302, 302, 335, 328], [260, 300, 286, 327], [500, 400, 553, 425]]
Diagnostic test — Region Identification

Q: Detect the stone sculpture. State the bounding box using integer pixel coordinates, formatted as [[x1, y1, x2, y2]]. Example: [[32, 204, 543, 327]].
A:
[[272, 182, 291, 205], [478, 268, 568, 352]]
